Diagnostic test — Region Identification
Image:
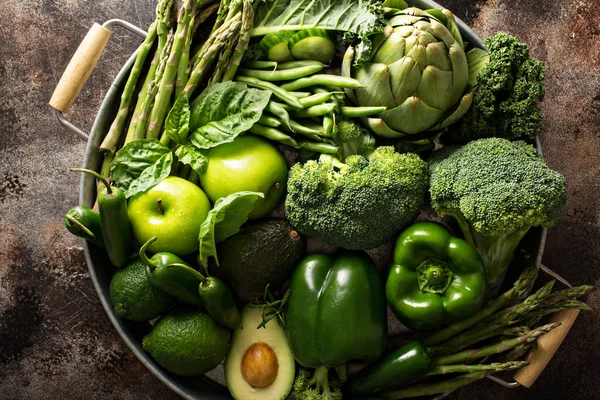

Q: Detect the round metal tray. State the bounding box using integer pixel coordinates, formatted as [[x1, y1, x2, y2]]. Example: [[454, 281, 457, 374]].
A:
[[76, 1, 547, 398]]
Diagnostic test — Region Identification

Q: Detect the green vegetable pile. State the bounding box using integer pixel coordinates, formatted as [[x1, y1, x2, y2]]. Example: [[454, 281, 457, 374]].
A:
[[61, 0, 591, 399]]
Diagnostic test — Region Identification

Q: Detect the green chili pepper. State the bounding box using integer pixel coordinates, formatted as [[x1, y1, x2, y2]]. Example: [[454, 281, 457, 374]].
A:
[[386, 222, 487, 331], [71, 168, 132, 267], [139, 237, 204, 308], [350, 340, 433, 396], [64, 205, 105, 248], [199, 276, 241, 329]]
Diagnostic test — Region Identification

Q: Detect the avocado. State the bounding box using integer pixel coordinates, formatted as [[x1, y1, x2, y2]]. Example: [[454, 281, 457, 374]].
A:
[[225, 306, 295, 400], [213, 219, 306, 302]]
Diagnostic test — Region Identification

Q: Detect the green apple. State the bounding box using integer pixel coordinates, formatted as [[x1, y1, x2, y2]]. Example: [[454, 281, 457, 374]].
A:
[[200, 135, 288, 218], [128, 176, 211, 256]]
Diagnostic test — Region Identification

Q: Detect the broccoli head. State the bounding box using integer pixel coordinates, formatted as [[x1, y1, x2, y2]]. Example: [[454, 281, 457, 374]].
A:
[[429, 138, 567, 286], [334, 119, 376, 161], [285, 146, 429, 250], [450, 32, 546, 144], [291, 367, 342, 400]]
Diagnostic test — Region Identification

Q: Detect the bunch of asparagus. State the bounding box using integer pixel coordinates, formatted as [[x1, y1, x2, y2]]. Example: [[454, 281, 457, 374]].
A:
[[98, 0, 255, 178], [377, 265, 593, 399]]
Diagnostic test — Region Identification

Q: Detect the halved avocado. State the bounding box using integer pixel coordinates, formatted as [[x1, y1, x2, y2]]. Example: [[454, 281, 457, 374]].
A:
[[225, 306, 295, 400]]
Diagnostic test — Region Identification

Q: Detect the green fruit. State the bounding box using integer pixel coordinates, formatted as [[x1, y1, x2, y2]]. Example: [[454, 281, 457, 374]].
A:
[[109, 257, 171, 322], [128, 176, 212, 256], [212, 219, 306, 302], [200, 136, 288, 219], [225, 306, 295, 400], [142, 308, 231, 376]]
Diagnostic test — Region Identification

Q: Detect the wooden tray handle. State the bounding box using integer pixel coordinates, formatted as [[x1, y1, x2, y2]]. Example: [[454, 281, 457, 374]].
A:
[[49, 23, 112, 113], [513, 308, 580, 388]]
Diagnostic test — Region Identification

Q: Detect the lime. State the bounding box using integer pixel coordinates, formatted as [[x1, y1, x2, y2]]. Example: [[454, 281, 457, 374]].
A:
[[143, 308, 231, 376], [109, 257, 171, 322]]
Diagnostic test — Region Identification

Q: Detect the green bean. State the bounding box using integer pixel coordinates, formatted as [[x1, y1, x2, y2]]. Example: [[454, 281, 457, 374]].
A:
[[276, 60, 325, 70], [244, 60, 278, 69], [286, 121, 322, 142], [323, 114, 335, 136], [249, 124, 298, 147], [258, 114, 282, 128], [238, 63, 324, 81], [266, 101, 293, 130], [280, 74, 363, 91], [340, 106, 387, 117], [290, 91, 311, 98], [315, 87, 341, 111], [299, 92, 332, 108], [298, 141, 340, 154], [235, 76, 302, 108], [292, 103, 337, 118]]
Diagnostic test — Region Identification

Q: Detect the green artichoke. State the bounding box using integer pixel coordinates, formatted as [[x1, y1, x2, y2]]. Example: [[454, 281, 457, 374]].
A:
[[343, 7, 475, 139]]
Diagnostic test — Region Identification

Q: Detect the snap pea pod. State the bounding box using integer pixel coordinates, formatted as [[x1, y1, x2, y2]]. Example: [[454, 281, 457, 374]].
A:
[[243, 60, 324, 70], [341, 106, 387, 117], [266, 100, 293, 130], [292, 103, 337, 118], [290, 91, 311, 98], [299, 92, 332, 108], [234, 75, 302, 108], [237, 63, 324, 81], [244, 60, 278, 69], [258, 114, 282, 128], [71, 168, 132, 268], [64, 206, 105, 248], [249, 124, 299, 147], [298, 141, 340, 154], [280, 74, 362, 91]]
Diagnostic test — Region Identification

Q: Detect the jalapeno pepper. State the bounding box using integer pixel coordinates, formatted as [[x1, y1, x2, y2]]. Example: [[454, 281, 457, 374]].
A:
[[64, 205, 105, 248], [199, 276, 241, 329], [386, 222, 487, 331], [350, 340, 433, 396], [71, 168, 133, 267], [139, 237, 204, 308]]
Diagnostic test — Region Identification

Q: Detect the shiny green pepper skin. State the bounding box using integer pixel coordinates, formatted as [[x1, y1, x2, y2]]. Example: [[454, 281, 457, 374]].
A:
[[350, 340, 433, 396], [286, 252, 387, 368], [64, 205, 105, 248], [199, 276, 241, 329], [386, 222, 486, 331]]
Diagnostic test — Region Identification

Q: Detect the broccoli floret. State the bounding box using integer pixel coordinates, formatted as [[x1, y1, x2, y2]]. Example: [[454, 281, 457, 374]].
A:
[[285, 146, 429, 250], [429, 138, 567, 286], [334, 120, 376, 160], [292, 367, 342, 400], [450, 32, 546, 144]]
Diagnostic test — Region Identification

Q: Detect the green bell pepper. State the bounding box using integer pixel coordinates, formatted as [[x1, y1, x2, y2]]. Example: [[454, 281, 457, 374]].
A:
[[386, 222, 486, 331], [287, 252, 387, 370]]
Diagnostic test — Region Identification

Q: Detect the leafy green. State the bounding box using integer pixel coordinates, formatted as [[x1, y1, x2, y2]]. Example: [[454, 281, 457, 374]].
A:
[[190, 82, 271, 149], [164, 92, 190, 144], [251, 0, 385, 66], [110, 139, 172, 190], [125, 152, 173, 198], [175, 144, 208, 175], [198, 191, 264, 269]]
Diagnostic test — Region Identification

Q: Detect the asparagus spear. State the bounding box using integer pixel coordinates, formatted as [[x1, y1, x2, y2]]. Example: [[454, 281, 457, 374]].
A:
[[381, 371, 496, 399], [221, 0, 253, 82], [426, 361, 528, 376], [147, 0, 195, 139], [433, 322, 561, 366], [210, 27, 238, 84], [423, 264, 539, 346]]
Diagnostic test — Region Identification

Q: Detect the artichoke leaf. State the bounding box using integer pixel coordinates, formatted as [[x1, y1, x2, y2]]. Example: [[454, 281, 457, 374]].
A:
[[372, 29, 408, 64], [354, 63, 397, 109], [379, 96, 445, 134], [426, 41, 452, 71], [426, 8, 464, 50], [429, 19, 459, 49], [430, 91, 473, 130], [364, 117, 409, 138], [466, 48, 490, 86], [448, 43, 469, 105], [417, 66, 454, 110], [342, 46, 358, 104], [388, 57, 421, 104]]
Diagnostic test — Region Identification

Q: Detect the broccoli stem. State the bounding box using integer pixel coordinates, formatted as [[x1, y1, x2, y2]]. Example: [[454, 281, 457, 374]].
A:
[[309, 366, 337, 400]]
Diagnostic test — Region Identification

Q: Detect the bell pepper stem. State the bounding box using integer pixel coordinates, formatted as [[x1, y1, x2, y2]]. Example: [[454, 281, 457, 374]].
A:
[[64, 214, 96, 240], [166, 263, 206, 282], [139, 237, 160, 272], [70, 168, 112, 194]]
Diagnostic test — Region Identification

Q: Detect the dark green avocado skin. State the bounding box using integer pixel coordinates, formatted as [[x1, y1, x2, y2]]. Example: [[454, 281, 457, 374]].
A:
[[212, 219, 306, 303]]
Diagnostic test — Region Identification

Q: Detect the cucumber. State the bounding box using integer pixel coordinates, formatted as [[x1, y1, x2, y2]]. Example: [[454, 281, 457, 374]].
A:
[[288, 29, 335, 64], [260, 31, 296, 62]]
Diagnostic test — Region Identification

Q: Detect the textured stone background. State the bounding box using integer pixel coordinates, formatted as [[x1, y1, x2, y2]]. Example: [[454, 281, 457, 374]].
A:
[[0, 0, 598, 399]]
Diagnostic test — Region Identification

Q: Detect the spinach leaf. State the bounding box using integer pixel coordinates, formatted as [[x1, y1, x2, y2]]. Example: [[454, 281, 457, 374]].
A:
[[175, 144, 208, 175], [110, 139, 172, 189], [126, 152, 173, 198], [164, 92, 191, 144], [252, 0, 385, 66], [198, 191, 264, 269], [190, 82, 271, 149]]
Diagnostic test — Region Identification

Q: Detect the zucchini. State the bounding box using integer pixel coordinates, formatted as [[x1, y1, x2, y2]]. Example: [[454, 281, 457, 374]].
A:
[[260, 31, 296, 62], [288, 29, 335, 64]]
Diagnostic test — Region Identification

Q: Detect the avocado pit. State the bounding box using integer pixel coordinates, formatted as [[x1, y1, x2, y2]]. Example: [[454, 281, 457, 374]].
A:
[[241, 342, 279, 388]]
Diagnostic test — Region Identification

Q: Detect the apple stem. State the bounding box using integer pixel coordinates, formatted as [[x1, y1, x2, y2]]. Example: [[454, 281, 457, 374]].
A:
[[156, 198, 165, 215], [139, 237, 159, 271]]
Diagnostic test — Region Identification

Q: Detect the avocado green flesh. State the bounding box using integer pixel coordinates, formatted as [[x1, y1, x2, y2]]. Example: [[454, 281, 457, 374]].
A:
[[225, 307, 295, 400]]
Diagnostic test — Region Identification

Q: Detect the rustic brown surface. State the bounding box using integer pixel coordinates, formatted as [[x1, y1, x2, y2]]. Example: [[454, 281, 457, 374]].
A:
[[0, 0, 598, 399]]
